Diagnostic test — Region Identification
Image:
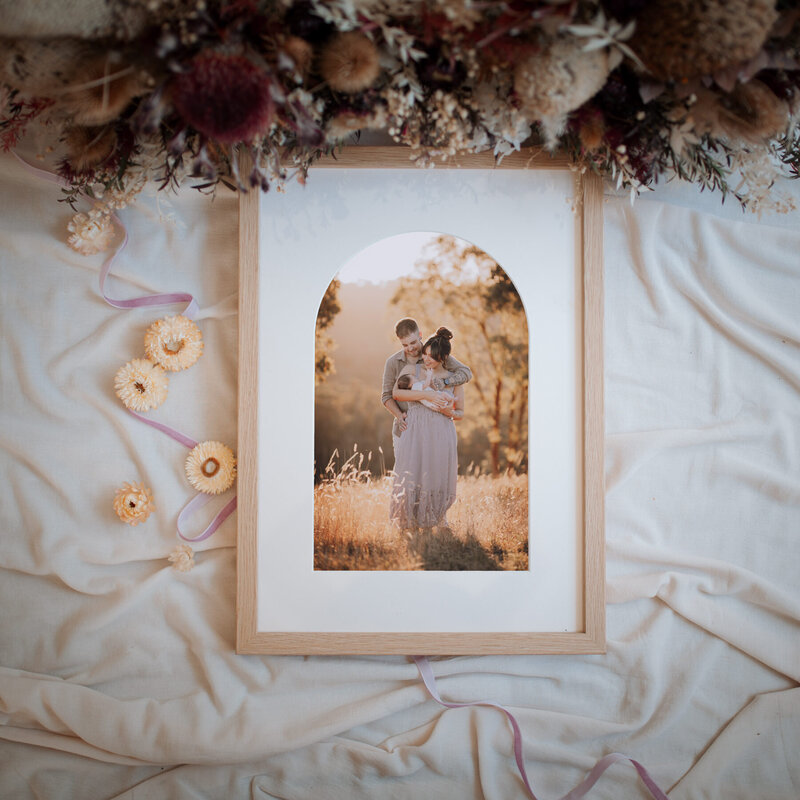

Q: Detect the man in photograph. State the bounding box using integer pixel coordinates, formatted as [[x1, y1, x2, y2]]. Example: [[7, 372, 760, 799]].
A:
[[381, 317, 472, 449]]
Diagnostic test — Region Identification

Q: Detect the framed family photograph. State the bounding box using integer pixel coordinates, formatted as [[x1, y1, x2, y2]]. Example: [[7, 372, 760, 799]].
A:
[[236, 147, 604, 655]]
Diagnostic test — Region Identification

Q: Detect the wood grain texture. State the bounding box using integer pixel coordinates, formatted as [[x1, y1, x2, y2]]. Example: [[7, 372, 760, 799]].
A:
[[236, 153, 260, 654], [236, 148, 605, 655], [582, 172, 606, 652], [314, 146, 570, 170], [237, 631, 605, 656]]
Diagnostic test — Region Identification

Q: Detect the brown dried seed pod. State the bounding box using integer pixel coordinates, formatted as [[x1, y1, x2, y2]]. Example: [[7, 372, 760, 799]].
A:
[[63, 126, 118, 173], [319, 32, 381, 93], [61, 54, 145, 126], [710, 81, 789, 143]]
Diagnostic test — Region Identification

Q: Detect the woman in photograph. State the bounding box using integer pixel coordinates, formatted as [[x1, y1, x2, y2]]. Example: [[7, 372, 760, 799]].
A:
[[390, 327, 464, 530]]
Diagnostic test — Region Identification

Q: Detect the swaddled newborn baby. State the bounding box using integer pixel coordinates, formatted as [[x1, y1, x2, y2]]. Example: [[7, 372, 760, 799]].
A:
[[395, 369, 455, 411]]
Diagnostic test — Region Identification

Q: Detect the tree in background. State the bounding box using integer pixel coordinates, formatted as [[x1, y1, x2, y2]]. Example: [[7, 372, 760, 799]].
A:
[[392, 235, 528, 477], [315, 278, 341, 383]]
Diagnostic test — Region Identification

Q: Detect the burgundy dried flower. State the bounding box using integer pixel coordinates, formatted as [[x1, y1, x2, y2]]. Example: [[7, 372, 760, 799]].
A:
[[1, 95, 55, 152], [284, 0, 331, 44], [172, 53, 276, 143]]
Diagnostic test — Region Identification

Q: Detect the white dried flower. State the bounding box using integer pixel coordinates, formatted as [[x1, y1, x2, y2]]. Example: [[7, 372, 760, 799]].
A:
[[144, 315, 204, 371], [114, 358, 169, 411], [514, 34, 612, 147], [67, 210, 115, 255], [730, 145, 797, 215], [113, 481, 155, 526], [168, 543, 195, 572], [185, 440, 236, 494]]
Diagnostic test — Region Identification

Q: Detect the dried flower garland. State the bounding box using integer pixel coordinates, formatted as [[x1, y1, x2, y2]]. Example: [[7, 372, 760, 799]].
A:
[[3, 0, 800, 214], [113, 481, 155, 525], [185, 440, 236, 495], [115, 357, 169, 411], [144, 314, 204, 371]]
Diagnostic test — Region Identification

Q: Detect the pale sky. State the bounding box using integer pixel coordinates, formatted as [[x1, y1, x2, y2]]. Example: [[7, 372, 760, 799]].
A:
[[335, 231, 441, 285]]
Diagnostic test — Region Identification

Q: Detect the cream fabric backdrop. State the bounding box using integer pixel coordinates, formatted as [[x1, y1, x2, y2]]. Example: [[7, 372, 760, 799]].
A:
[[1, 150, 798, 799]]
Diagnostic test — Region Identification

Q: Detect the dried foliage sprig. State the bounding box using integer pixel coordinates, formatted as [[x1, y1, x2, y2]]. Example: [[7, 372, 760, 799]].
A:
[[2, 0, 800, 213]]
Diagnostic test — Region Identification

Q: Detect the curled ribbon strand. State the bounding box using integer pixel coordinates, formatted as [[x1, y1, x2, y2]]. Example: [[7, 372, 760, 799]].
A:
[[412, 656, 670, 800], [127, 408, 198, 449], [99, 216, 200, 319], [126, 409, 237, 542], [12, 151, 199, 318], [177, 493, 238, 542]]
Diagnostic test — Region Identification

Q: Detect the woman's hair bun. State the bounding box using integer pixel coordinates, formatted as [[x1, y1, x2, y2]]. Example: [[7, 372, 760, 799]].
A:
[[435, 326, 453, 340]]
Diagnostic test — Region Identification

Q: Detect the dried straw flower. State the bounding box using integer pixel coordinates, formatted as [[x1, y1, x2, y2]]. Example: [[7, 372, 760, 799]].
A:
[[63, 126, 117, 174], [67, 209, 115, 255], [144, 315, 203, 372], [113, 481, 155, 526], [632, 0, 778, 81], [514, 35, 612, 146], [168, 543, 195, 572], [114, 358, 169, 412], [319, 32, 381, 93], [185, 440, 236, 494]]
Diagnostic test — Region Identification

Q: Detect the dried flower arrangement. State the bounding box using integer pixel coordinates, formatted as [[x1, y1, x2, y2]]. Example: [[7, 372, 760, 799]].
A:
[[2, 0, 800, 212]]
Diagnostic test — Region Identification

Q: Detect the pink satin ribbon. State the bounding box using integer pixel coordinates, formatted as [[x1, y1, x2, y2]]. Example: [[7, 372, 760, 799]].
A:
[[413, 656, 670, 800], [99, 216, 199, 319], [12, 152, 199, 318], [177, 492, 238, 542]]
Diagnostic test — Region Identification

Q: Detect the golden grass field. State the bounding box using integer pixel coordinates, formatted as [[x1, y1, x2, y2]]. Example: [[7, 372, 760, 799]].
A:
[[314, 450, 529, 571]]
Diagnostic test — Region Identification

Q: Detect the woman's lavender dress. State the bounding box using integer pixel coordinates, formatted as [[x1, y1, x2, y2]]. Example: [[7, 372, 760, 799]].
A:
[[390, 399, 458, 528]]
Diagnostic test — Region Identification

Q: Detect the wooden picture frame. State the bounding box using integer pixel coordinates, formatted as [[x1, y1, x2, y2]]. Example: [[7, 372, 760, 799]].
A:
[[237, 147, 604, 655]]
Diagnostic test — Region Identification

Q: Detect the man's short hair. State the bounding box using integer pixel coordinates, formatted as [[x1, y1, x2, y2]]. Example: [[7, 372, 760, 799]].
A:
[[395, 318, 419, 338]]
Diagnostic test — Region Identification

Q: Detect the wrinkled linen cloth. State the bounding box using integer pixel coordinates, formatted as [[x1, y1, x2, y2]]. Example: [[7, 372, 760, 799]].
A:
[[1, 149, 798, 800]]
